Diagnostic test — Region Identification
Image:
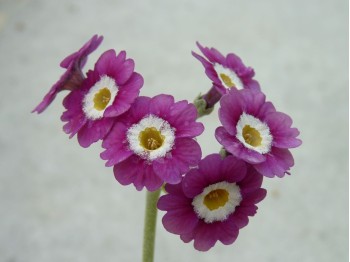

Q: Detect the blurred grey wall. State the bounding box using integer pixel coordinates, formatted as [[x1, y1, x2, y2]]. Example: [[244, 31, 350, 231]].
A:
[[0, 0, 348, 261]]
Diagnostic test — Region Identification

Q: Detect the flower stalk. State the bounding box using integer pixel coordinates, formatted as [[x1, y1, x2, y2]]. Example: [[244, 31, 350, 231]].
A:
[[142, 188, 161, 262]]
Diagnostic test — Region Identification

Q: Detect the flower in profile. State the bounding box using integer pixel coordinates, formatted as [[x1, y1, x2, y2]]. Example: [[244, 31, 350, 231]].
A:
[[215, 89, 302, 178], [101, 95, 204, 191], [158, 154, 266, 251], [61, 49, 143, 148], [32, 35, 103, 113], [192, 42, 260, 95]]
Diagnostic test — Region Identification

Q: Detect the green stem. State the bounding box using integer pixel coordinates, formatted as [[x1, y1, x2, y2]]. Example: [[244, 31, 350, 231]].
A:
[[142, 189, 161, 262]]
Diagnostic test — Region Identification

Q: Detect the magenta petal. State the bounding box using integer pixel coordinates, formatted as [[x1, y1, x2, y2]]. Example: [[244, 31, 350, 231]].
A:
[[32, 80, 65, 113], [182, 169, 209, 198], [256, 101, 276, 118], [152, 159, 182, 184], [241, 188, 267, 205], [60, 34, 103, 68], [153, 138, 202, 184], [168, 102, 204, 138], [115, 58, 135, 85], [265, 112, 302, 148], [192, 51, 212, 68], [149, 94, 175, 119], [113, 156, 140, 188], [62, 112, 87, 138], [216, 218, 240, 245], [225, 53, 244, 69], [254, 148, 294, 178], [164, 183, 185, 196], [180, 232, 194, 243], [157, 194, 191, 211], [95, 49, 118, 75], [77, 117, 114, 148], [114, 156, 163, 191], [101, 122, 132, 167], [193, 222, 218, 251], [246, 79, 261, 91], [143, 165, 165, 191], [35, 35, 103, 113], [162, 209, 199, 235], [196, 42, 225, 64], [235, 205, 258, 216], [129, 96, 152, 122], [33, 65, 84, 113], [172, 138, 202, 169], [220, 155, 247, 183], [198, 154, 224, 182], [218, 91, 243, 135], [239, 166, 264, 193], [231, 212, 249, 229], [239, 89, 266, 116], [61, 90, 86, 137]]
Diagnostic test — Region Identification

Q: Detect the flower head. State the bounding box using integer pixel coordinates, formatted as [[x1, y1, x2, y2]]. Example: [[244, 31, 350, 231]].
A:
[[192, 42, 260, 94], [158, 154, 266, 251], [215, 88, 302, 178], [101, 95, 204, 191], [32, 35, 103, 113], [61, 49, 143, 147]]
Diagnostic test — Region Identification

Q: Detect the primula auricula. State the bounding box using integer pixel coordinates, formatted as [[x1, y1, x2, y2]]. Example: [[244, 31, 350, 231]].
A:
[[33, 35, 103, 113], [192, 42, 260, 110], [216, 88, 302, 178], [33, 36, 301, 256], [61, 49, 143, 148], [101, 95, 204, 191]]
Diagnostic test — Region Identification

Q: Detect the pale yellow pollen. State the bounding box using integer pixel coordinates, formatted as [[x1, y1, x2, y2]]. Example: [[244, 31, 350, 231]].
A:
[[203, 189, 229, 211], [242, 125, 262, 147], [220, 73, 235, 88], [139, 127, 165, 151], [93, 87, 111, 111]]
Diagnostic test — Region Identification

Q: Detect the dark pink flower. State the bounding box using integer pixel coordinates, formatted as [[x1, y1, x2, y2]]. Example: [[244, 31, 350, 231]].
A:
[[192, 42, 260, 95], [215, 88, 302, 178], [101, 95, 204, 191], [32, 35, 103, 113], [158, 154, 266, 251], [61, 49, 143, 148]]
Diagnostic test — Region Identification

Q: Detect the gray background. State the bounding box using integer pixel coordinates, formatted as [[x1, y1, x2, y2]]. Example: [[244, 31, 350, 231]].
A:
[[0, 0, 348, 261]]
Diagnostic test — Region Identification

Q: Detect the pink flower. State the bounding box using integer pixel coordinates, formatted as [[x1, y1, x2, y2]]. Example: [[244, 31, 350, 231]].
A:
[[192, 42, 260, 95], [215, 88, 302, 178], [32, 35, 103, 113], [101, 95, 204, 191], [61, 49, 143, 147], [158, 154, 266, 251]]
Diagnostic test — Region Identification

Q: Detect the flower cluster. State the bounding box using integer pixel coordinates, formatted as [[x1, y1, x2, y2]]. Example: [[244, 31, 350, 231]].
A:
[[34, 36, 301, 252]]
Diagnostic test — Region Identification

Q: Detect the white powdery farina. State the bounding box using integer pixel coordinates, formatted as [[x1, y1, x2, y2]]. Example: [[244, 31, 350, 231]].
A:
[[236, 112, 273, 154], [214, 63, 244, 89], [126, 114, 175, 161], [192, 181, 242, 223], [83, 75, 118, 120]]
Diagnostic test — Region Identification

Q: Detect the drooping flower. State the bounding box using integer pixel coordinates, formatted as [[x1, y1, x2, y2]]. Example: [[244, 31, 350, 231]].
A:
[[192, 42, 260, 95], [61, 49, 143, 148], [100, 95, 204, 191], [157, 154, 266, 251], [32, 35, 103, 113], [215, 88, 302, 178]]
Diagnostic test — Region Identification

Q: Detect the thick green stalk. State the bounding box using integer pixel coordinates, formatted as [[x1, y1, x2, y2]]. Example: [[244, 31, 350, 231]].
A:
[[142, 189, 161, 262]]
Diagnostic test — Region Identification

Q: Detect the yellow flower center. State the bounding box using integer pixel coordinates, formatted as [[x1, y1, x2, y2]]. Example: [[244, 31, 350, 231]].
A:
[[242, 125, 262, 147], [220, 73, 235, 88], [203, 189, 229, 211], [93, 88, 111, 111], [139, 127, 165, 150]]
